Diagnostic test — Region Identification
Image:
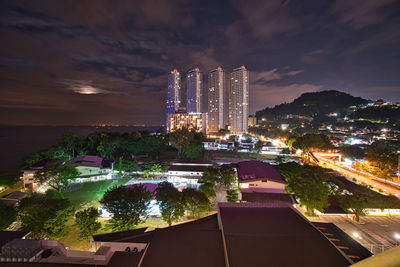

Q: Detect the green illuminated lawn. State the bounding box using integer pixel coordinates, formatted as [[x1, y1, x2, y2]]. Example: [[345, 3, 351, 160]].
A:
[[64, 177, 132, 209]]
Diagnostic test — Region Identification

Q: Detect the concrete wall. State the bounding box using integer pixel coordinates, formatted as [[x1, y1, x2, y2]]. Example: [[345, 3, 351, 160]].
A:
[[240, 180, 285, 193]]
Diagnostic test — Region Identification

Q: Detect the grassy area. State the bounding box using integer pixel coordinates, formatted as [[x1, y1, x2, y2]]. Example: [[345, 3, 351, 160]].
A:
[[59, 176, 173, 250], [59, 217, 170, 251], [64, 177, 132, 210], [58, 218, 90, 251], [0, 181, 23, 198]]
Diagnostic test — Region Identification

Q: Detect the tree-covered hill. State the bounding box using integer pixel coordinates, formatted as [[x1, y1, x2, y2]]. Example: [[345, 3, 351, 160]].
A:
[[350, 105, 400, 123], [256, 90, 369, 120]]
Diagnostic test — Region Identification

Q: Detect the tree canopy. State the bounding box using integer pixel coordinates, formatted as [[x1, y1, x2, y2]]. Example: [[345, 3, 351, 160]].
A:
[[285, 169, 330, 216], [199, 165, 237, 198], [155, 182, 185, 226], [143, 161, 167, 178], [278, 162, 400, 219], [291, 134, 332, 152], [75, 207, 101, 239], [100, 185, 152, 230], [0, 201, 16, 230], [34, 161, 79, 192], [182, 188, 212, 219], [18, 193, 75, 239], [169, 128, 204, 159], [340, 145, 365, 160]]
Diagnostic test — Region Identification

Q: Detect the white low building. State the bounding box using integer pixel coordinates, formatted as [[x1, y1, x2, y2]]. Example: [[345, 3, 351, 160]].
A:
[[167, 162, 213, 179], [70, 155, 114, 183]]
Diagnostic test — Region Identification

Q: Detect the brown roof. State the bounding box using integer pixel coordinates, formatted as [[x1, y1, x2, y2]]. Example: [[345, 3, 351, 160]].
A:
[[218, 203, 351, 267], [0, 231, 29, 250], [140, 214, 225, 267], [8, 204, 354, 267], [237, 161, 286, 184], [107, 251, 144, 267]]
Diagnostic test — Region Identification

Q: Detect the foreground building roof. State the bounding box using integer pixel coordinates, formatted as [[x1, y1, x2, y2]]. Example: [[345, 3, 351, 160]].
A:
[[218, 203, 350, 267], [0, 231, 29, 250], [1, 203, 359, 267]]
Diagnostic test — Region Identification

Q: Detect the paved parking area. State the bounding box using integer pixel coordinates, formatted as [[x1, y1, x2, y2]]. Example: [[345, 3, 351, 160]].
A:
[[311, 215, 400, 254]]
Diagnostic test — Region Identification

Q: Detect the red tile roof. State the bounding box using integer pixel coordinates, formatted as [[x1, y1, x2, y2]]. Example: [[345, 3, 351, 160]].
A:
[[70, 155, 104, 167], [237, 161, 286, 184]]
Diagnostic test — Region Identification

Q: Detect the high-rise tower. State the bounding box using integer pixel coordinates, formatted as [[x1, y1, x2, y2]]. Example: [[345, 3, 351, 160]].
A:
[[229, 65, 249, 133], [186, 67, 202, 113], [208, 67, 225, 133], [166, 69, 181, 130]]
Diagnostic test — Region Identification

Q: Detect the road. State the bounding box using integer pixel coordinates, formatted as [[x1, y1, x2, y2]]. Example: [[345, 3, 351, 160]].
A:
[[312, 215, 400, 254], [313, 154, 400, 198]]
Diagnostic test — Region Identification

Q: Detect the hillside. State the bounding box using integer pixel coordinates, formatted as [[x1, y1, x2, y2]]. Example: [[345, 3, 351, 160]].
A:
[[256, 90, 369, 120]]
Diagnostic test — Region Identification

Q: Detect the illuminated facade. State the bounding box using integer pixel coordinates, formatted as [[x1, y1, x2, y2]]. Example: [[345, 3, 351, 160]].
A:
[[187, 67, 202, 113], [208, 67, 225, 133], [229, 66, 249, 133], [248, 115, 256, 127], [166, 69, 181, 128], [167, 112, 207, 133]]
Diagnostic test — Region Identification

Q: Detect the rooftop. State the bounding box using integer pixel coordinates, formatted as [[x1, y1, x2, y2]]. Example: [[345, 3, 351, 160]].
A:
[[70, 155, 104, 167], [1, 204, 358, 267], [0, 231, 29, 252], [311, 222, 372, 263], [218, 203, 351, 267], [24, 159, 61, 170], [140, 214, 225, 267], [237, 160, 286, 184]]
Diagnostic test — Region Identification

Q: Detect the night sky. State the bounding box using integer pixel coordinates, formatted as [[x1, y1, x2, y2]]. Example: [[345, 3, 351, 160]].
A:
[[1, 0, 399, 126]]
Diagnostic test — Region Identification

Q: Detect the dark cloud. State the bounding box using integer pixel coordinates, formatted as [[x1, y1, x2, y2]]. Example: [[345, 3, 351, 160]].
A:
[[228, 0, 298, 40], [253, 68, 304, 84], [0, 0, 399, 125], [301, 49, 328, 64], [333, 0, 397, 29]]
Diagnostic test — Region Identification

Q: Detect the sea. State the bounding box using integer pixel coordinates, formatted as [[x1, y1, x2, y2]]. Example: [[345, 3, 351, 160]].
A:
[[0, 126, 163, 174]]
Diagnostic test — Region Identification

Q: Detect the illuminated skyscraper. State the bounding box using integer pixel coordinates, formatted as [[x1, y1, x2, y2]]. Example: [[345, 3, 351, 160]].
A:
[[229, 65, 249, 133], [187, 67, 202, 113], [166, 69, 181, 129], [208, 67, 225, 133]]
